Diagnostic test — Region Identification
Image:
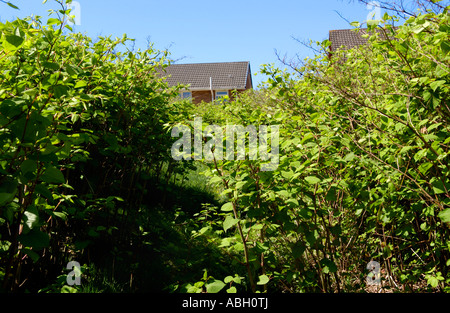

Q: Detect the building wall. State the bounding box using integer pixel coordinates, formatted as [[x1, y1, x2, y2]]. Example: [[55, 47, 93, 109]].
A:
[[192, 90, 213, 104], [190, 72, 252, 104], [245, 70, 253, 89], [192, 90, 243, 104]]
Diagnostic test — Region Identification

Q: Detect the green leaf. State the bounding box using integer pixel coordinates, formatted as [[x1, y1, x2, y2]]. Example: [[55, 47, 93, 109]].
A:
[[61, 285, 78, 293], [251, 223, 264, 230], [325, 187, 337, 201], [306, 229, 320, 245], [221, 202, 234, 212], [65, 64, 82, 76], [427, 122, 442, 132], [206, 280, 225, 293], [254, 242, 269, 254], [0, 192, 15, 206], [2, 34, 24, 51], [0, 240, 11, 252], [226, 286, 237, 293], [344, 152, 356, 162], [305, 176, 321, 185], [41, 166, 65, 184], [42, 62, 60, 71], [257, 274, 270, 285], [74, 80, 88, 89], [441, 41, 450, 53], [47, 18, 62, 26], [430, 80, 446, 92], [281, 170, 294, 179], [21, 159, 37, 175], [223, 215, 239, 232], [88, 229, 100, 238], [320, 258, 338, 274], [438, 208, 450, 223], [0, 179, 18, 206], [52, 211, 68, 221], [292, 243, 306, 259], [52, 85, 69, 99], [432, 179, 448, 195], [286, 198, 299, 207], [426, 274, 443, 288], [35, 183, 53, 200], [414, 149, 428, 162], [418, 162, 433, 175], [6, 2, 19, 9], [367, 19, 379, 27], [18, 229, 50, 250], [23, 205, 40, 232], [233, 275, 242, 284], [21, 248, 40, 262]]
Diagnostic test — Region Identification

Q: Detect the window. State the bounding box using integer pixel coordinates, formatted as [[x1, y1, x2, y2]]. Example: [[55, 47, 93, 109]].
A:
[[179, 91, 192, 99], [215, 90, 228, 100]]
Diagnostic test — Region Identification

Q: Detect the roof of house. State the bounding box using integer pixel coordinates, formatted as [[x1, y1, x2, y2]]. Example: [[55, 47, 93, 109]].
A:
[[329, 27, 397, 51], [161, 61, 252, 90], [329, 29, 370, 51]]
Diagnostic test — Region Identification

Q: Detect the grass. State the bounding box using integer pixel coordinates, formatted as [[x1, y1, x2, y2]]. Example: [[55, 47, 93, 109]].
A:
[[52, 160, 235, 293]]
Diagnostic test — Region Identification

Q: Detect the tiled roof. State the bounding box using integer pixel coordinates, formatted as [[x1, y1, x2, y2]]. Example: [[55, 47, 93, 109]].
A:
[[329, 27, 397, 51], [161, 61, 252, 90], [329, 29, 370, 51]]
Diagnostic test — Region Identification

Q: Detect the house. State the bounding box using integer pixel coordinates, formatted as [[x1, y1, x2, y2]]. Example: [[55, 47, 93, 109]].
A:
[[329, 28, 372, 53], [161, 61, 253, 104], [328, 27, 398, 56]]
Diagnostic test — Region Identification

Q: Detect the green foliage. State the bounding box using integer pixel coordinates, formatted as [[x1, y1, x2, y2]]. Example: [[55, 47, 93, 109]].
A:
[[0, 1, 19, 10], [0, 3, 191, 292], [181, 269, 243, 293], [180, 7, 450, 293], [1, 0, 450, 294]]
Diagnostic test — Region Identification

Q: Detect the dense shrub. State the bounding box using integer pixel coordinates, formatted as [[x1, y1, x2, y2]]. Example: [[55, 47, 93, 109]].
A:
[[183, 8, 450, 292], [1, 0, 449, 294], [0, 5, 192, 292]]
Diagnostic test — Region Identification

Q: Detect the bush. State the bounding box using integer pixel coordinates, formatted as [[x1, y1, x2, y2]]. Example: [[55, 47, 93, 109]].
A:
[[182, 7, 450, 292]]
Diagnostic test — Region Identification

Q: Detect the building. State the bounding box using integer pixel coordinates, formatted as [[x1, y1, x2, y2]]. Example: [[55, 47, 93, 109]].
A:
[[328, 27, 398, 56], [161, 61, 253, 104], [329, 28, 372, 53]]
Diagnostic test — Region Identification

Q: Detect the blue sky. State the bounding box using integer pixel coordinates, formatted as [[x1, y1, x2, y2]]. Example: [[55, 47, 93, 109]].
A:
[[0, 0, 386, 86]]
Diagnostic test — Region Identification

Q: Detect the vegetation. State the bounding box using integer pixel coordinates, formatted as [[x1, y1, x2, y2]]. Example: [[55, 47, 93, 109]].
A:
[[0, 0, 449, 293]]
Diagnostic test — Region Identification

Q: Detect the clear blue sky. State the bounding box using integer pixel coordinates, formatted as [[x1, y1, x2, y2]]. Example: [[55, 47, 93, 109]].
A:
[[0, 0, 386, 87]]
